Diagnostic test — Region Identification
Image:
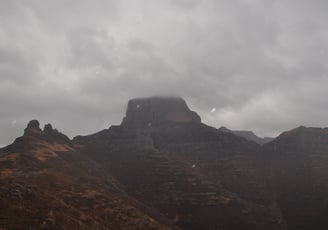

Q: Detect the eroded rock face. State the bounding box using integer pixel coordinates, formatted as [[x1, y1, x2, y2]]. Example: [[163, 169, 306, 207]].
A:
[[262, 126, 328, 230], [75, 124, 284, 230], [3, 121, 71, 153], [24, 120, 42, 136], [121, 97, 201, 128], [0, 99, 289, 230], [26, 120, 40, 129], [8, 98, 328, 230], [43, 124, 71, 145], [75, 98, 285, 230], [0, 124, 174, 230]]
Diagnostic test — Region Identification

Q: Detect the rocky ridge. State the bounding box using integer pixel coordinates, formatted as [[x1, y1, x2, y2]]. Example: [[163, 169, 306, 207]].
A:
[[261, 126, 328, 230], [1, 97, 328, 230], [218, 126, 274, 145], [0, 121, 176, 230], [74, 97, 285, 230]]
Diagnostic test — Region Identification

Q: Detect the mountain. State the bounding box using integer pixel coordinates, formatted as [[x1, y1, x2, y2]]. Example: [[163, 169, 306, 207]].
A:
[[261, 126, 328, 230], [218, 126, 274, 145], [122, 96, 201, 127], [73, 97, 285, 230], [0, 120, 176, 230], [1, 96, 328, 230]]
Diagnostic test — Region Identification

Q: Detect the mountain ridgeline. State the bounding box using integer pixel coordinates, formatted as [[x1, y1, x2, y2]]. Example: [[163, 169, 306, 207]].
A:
[[218, 126, 274, 145], [1, 96, 328, 230]]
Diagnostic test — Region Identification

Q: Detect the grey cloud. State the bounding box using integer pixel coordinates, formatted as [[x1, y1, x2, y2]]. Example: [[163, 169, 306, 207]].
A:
[[1, 0, 328, 145], [0, 47, 40, 84], [67, 27, 117, 69], [168, 0, 201, 10], [25, 0, 119, 32]]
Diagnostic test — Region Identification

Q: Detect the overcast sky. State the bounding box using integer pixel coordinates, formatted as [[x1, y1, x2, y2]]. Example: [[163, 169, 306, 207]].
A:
[[1, 0, 328, 146]]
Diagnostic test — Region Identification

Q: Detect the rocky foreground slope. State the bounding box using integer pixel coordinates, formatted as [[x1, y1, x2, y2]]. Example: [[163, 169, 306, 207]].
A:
[[1, 96, 328, 229], [0, 120, 176, 230]]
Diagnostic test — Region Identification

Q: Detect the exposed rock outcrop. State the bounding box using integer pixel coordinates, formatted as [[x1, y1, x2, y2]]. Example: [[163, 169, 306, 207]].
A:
[[25, 119, 40, 130], [121, 97, 201, 128], [262, 126, 328, 230], [2, 120, 71, 153], [0, 120, 175, 230], [23, 119, 42, 136], [3, 97, 328, 230], [43, 123, 71, 145], [74, 97, 285, 230]]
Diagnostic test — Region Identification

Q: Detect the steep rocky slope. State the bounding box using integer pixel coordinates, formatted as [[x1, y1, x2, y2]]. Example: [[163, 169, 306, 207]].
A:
[[74, 97, 286, 230], [2, 96, 327, 230], [0, 120, 176, 230], [262, 126, 328, 230]]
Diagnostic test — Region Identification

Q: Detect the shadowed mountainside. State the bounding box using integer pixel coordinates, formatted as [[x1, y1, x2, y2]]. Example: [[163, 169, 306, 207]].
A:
[[218, 126, 274, 145], [261, 126, 328, 230], [1, 96, 328, 229], [73, 97, 285, 230], [0, 120, 177, 230]]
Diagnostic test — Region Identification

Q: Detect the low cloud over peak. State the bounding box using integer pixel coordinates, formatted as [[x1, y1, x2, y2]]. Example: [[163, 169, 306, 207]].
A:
[[1, 0, 328, 145]]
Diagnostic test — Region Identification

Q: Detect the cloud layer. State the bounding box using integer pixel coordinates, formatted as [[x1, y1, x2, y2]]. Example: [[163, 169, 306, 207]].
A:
[[1, 0, 328, 145]]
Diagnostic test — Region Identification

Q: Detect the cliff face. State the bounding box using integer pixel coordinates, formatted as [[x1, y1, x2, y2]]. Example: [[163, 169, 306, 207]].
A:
[[121, 97, 201, 128], [74, 97, 286, 230], [262, 126, 328, 230], [3, 97, 328, 230]]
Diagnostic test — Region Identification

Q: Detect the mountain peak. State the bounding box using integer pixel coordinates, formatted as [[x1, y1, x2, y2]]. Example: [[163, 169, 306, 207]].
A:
[[43, 123, 53, 133], [264, 126, 328, 154], [43, 123, 71, 145], [5, 120, 72, 153], [26, 119, 40, 129], [121, 96, 201, 128], [24, 119, 42, 136]]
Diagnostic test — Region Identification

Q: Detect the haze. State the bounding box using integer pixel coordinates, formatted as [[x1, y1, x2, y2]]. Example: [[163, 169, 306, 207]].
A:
[[1, 0, 328, 146]]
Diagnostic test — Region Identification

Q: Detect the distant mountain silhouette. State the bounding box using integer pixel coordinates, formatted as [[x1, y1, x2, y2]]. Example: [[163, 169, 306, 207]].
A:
[[218, 126, 274, 145], [1, 97, 328, 230]]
